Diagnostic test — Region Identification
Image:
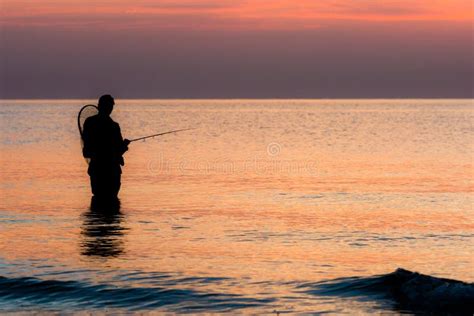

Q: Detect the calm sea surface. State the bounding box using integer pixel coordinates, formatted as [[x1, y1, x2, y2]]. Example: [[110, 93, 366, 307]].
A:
[[0, 99, 473, 314]]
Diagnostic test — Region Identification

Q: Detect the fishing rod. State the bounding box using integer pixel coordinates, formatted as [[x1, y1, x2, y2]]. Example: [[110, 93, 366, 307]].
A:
[[78, 104, 196, 143], [128, 128, 196, 143]]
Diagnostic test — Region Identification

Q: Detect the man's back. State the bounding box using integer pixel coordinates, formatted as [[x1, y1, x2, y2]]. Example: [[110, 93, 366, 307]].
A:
[[82, 114, 125, 167]]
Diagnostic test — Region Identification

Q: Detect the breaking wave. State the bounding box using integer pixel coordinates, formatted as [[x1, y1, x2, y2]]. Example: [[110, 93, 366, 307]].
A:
[[298, 268, 474, 314]]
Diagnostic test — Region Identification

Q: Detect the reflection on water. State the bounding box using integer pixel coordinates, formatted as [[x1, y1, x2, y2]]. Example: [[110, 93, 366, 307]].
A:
[[81, 197, 127, 258], [0, 99, 473, 314]]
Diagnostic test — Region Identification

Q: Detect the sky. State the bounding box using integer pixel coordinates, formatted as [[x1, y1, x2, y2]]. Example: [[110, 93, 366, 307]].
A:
[[1, 0, 473, 98]]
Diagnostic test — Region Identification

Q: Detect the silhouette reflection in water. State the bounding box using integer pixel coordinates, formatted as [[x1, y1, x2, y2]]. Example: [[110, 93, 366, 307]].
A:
[[81, 197, 128, 258]]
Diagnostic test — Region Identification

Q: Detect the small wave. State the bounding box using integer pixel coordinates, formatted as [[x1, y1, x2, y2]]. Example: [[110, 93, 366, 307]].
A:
[[0, 275, 273, 312], [298, 268, 474, 314]]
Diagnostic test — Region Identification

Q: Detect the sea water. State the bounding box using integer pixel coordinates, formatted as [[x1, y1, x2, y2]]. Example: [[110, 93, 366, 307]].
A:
[[0, 99, 473, 314]]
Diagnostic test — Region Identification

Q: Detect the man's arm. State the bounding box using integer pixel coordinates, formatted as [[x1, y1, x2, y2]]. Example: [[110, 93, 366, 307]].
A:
[[115, 124, 130, 166], [116, 124, 130, 155]]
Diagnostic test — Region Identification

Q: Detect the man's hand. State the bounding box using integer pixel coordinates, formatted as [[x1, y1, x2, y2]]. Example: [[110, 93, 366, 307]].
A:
[[122, 139, 130, 154]]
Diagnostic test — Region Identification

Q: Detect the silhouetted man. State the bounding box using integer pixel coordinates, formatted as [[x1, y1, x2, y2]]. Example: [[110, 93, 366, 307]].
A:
[[82, 95, 130, 198]]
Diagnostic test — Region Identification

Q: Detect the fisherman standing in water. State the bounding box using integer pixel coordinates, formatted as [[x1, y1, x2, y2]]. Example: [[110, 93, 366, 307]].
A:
[[82, 95, 130, 198]]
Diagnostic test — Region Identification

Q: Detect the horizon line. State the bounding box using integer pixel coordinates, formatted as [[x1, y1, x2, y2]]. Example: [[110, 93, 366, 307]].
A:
[[1, 97, 473, 101]]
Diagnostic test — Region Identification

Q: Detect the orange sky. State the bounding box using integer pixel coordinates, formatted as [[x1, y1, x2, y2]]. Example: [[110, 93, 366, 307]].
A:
[[2, 0, 472, 29]]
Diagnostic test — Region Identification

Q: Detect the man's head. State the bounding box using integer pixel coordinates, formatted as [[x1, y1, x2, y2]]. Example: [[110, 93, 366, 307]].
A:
[[98, 94, 115, 116]]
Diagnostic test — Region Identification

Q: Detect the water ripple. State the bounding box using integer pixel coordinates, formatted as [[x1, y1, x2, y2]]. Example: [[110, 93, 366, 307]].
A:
[[0, 275, 274, 312]]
